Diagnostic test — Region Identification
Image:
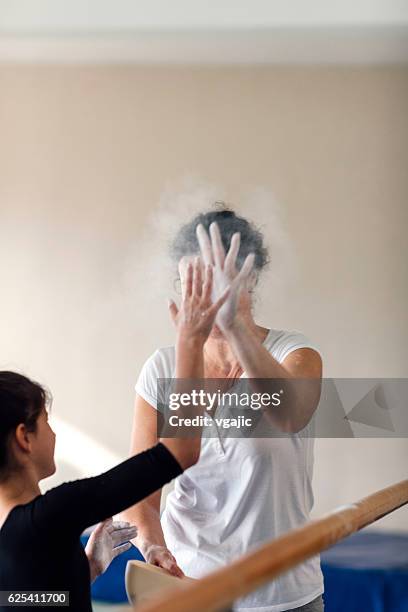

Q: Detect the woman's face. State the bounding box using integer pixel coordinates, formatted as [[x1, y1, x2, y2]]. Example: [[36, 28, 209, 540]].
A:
[[30, 407, 56, 480], [177, 254, 253, 338]]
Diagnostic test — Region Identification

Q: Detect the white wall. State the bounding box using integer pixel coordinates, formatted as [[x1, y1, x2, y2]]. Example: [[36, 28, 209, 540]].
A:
[[0, 64, 407, 530]]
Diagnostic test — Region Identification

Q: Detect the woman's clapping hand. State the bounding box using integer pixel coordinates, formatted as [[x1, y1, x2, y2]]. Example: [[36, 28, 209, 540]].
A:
[[168, 256, 230, 342], [168, 222, 255, 338], [196, 222, 255, 333]]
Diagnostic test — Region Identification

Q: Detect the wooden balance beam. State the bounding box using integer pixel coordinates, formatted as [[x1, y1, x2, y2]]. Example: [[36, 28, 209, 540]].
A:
[[130, 478, 408, 612]]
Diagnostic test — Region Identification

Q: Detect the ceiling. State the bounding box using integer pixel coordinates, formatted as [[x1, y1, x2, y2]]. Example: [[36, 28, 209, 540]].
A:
[[1, 0, 407, 64]]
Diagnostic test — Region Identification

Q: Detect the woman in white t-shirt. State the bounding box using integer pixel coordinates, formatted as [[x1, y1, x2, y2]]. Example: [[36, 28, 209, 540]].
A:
[[123, 207, 324, 612]]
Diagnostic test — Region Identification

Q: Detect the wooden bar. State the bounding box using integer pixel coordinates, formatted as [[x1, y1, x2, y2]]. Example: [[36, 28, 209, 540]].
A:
[[134, 479, 408, 612]]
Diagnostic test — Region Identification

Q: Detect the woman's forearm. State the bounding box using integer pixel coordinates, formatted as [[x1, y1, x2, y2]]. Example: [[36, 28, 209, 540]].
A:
[[175, 333, 205, 379], [224, 317, 291, 378], [159, 334, 205, 469], [121, 493, 185, 577], [123, 495, 167, 556], [223, 317, 320, 432]]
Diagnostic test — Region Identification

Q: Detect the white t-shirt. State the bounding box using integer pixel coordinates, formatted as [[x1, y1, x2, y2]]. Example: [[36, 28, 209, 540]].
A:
[[135, 328, 324, 612]]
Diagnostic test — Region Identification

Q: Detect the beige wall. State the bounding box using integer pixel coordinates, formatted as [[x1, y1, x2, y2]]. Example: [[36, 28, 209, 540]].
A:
[[0, 65, 407, 529]]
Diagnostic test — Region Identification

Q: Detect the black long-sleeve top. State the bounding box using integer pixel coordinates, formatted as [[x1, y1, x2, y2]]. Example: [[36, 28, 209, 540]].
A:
[[0, 443, 183, 611]]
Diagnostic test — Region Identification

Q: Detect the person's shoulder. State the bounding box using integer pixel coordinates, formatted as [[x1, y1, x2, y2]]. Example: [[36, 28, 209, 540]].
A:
[[265, 327, 322, 363], [141, 345, 175, 377], [149, 345, 175, 365], [135, 346, 176, 407], [267, 327, 317, 345]]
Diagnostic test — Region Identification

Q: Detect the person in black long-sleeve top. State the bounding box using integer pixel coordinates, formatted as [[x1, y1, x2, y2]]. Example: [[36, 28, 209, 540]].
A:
[[0, 438, 182, 611], [0, 252, 252, 611]]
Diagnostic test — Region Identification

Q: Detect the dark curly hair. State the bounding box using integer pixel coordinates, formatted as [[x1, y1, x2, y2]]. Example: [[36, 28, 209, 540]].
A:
[[170, 203, 270, 279], [0, 371, 51, 481]]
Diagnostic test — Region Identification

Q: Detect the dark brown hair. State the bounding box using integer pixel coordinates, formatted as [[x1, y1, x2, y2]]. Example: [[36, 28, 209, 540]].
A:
[[0, 371, 50, 481], [170, 202, 270, 272]]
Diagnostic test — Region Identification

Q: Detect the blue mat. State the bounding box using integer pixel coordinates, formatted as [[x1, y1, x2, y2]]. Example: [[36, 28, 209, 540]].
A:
[[320, 531, 408, 612], [81, 530, 408, 609]]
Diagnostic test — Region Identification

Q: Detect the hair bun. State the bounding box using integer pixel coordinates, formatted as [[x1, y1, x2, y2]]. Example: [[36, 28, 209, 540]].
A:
[[215, 210, 234, 219]]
